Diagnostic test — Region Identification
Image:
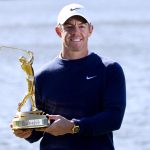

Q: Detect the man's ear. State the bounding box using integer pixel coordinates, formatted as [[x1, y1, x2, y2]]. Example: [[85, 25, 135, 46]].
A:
[[88, 24, 93, 36], [55, 26, 62, 37]]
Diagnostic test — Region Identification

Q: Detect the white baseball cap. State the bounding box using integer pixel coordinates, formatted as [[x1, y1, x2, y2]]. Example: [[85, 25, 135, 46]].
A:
[[57, 3, 90, 25]]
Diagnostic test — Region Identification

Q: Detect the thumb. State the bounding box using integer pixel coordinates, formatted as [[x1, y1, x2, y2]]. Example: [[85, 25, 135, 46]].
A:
[[47, 115, 62, 121]]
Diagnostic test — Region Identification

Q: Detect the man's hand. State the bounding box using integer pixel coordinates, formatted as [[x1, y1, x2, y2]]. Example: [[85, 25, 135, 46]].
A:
[[12, 129, 33, 138], [36, 115, 74, 136], [10, 124, 32, 139]]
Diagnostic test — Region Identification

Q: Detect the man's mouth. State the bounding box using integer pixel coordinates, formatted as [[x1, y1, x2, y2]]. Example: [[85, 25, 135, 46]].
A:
[[71, 38, 81, 42]]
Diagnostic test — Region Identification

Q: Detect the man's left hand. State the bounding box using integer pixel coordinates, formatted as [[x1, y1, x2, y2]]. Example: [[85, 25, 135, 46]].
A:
[[36, 115, 74, 136]]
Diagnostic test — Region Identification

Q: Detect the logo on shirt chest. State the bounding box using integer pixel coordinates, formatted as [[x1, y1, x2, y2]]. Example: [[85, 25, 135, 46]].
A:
[[86, 75, 97, 80]]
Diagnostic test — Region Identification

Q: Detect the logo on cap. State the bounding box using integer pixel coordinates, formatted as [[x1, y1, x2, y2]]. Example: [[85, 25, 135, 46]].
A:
[[70, 7, 80, 11]]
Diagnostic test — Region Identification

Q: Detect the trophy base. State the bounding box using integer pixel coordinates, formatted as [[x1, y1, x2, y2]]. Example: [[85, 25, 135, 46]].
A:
[[12, 110, 50, 130]]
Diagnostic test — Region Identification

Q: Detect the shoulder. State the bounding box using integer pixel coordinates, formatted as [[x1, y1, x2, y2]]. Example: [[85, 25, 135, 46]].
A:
[[35, 57, 59, 78], [91, 52, 124, 73], [90, 52, 118, 66]]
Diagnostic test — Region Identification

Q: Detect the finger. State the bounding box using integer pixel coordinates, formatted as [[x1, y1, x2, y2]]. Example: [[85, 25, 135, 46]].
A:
[[35, 127, 47, 132], [14, 129, 32, 138], [48, 115, 62, 120], [14, 129, 32, 133], [13, 129, 24, 134], [13, 130, 28, 138], [44, 126, 53, 133]]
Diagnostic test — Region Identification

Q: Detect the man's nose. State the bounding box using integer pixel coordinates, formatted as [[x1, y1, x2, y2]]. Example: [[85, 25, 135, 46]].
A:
[[72, 26, 80, 33]]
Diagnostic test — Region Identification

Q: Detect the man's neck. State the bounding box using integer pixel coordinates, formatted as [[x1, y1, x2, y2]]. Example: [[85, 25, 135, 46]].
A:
[[60, 50, 89, 60]]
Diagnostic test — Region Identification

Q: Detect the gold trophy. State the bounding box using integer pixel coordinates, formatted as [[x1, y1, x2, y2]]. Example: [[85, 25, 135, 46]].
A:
[[0, 46, 50, 130]]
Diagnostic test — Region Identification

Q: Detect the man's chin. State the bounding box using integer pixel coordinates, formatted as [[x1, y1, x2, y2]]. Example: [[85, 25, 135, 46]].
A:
[[69, 46, 83, 52]]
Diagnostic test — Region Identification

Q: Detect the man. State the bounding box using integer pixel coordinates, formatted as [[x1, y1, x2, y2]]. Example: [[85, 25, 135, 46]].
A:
[[12, 3, 126, 150]]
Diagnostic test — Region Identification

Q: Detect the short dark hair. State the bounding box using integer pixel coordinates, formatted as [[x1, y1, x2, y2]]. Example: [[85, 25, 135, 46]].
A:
[[64, 15, 88, 25]]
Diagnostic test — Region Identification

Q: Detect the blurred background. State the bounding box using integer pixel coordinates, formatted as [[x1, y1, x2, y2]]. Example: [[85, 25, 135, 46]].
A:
[[0, 0, 150, 150]]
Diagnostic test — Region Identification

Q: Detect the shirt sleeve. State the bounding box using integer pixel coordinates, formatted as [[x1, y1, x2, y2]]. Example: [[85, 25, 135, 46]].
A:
[[25, 130, 43, 143], [75, 62, 126, 136]]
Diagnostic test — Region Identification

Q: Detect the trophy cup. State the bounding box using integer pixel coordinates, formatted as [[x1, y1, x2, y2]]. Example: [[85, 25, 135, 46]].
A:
[[0, 46, 50, 130]]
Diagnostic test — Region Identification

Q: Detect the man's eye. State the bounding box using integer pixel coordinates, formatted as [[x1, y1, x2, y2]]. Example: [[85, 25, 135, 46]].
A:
[[63, 26, 72, 30], [79, 25, 85, 28], [66, 26, 72, 29]]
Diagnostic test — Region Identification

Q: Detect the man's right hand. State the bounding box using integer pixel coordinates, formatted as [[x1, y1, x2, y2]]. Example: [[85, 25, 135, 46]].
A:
[[12, 129, 33, 139], [10, 123, 33, 139]]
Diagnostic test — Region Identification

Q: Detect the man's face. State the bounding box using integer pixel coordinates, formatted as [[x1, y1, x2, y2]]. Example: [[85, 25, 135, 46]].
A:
[[56, 16, 93, 52]]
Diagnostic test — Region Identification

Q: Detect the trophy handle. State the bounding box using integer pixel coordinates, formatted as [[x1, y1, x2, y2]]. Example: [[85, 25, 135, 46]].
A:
[[18, 51, 37, 112]]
